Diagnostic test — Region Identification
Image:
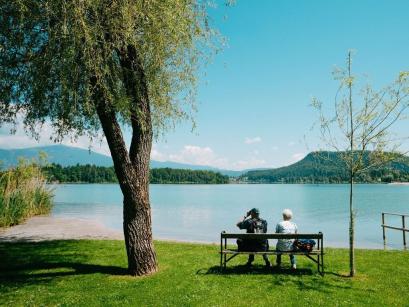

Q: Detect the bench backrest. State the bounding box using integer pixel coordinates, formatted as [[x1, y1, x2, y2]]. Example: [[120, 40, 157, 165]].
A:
[[221, 232, 323, 240]]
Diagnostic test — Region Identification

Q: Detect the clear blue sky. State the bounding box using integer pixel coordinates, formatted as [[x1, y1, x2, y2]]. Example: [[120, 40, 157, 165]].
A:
[[152, 0, 409, 169], [1, 0, 409, 170]]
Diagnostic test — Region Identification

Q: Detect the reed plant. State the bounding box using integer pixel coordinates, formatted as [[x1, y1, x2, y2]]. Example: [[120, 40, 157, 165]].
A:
[[0, 159, 53, 227]]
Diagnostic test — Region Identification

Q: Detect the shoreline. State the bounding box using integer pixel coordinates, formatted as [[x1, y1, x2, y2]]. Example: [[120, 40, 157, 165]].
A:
[[47, 182, 409, 185], [0, 216, 217, 245], [0, 215, 402, 250], [0, 216, 123, 242]]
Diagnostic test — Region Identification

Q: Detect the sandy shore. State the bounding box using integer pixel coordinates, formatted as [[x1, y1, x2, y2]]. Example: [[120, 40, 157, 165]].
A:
[[0, 216, 123, 242]]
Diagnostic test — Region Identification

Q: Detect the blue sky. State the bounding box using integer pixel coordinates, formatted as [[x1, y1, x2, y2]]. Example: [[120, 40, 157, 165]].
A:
[[1, 0, 409, 170]]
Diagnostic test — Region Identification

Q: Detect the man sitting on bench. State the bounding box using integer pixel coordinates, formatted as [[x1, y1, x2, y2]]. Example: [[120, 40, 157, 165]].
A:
[[236, 208, 271, 268]]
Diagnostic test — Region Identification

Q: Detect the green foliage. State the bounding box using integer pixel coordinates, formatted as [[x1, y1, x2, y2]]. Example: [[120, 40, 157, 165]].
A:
[[0, 159, 53, 227], [312, 52, 409, 176], [1, 240, 409, 306], [0, 0, 220, 138], [43, 164, 229, 184], [150, 167, 229, 184], [43, 163, 118, 183], [242, 151, 409, 183], [312, 52, 409, 276]]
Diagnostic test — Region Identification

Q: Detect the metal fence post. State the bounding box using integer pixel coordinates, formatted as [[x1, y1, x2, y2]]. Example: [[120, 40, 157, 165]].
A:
[[403, 216, 406, 249], [382, 212, 386, 246]]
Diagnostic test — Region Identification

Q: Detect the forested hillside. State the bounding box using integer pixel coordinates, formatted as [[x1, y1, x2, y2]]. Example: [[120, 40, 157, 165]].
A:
[[241, 151, 409, 183], [43, 164, 229, 184]]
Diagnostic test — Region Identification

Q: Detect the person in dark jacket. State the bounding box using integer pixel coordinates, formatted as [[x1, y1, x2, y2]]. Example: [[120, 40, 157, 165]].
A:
[[236, 208, 271, 267]]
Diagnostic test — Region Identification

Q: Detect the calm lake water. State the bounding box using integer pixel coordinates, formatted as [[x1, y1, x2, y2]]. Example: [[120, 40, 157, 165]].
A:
[[51, 184, 409, 249]]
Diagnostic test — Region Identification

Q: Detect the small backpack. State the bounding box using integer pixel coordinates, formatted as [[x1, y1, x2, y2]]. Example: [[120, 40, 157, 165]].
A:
[[249, 219, 265, 234], [293, 239, 316, 252]]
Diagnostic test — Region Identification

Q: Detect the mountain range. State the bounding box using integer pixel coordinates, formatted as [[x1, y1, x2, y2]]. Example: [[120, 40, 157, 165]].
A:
[[0, 145, 245, 177], [2, 146, 408, 182]]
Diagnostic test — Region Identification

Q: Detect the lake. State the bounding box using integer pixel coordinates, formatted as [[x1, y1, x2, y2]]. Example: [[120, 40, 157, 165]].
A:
[[51, 184, 409, 249]]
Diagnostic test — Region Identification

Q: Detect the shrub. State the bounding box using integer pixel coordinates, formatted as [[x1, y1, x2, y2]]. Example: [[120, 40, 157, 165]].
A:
[[0, 159, 53, 227]]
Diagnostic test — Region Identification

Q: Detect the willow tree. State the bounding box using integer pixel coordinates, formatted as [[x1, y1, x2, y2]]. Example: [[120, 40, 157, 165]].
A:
[[0, 0, 220, 276], [312, 51, 409, 276]]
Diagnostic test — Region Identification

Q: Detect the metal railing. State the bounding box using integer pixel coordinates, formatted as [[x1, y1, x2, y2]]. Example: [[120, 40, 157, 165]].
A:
[[381, 212, 409, 249]]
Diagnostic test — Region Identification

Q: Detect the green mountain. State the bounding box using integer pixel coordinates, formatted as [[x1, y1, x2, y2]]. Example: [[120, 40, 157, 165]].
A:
[[241, 151, 409, 183]]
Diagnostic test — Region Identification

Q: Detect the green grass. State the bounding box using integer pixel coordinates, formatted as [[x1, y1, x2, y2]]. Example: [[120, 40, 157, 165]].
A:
[[0, 240, 408, 306]]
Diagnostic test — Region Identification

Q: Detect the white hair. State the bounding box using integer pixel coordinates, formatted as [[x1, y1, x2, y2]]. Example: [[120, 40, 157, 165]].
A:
[[282, 209, 293, 220]]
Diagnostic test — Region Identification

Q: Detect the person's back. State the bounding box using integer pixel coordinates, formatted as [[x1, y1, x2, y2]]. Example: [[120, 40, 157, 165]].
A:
[[236, 208, 270, 267], [276, 220, 297, 251], [275, 209, 297, 269], [238, 217, 267, 234]]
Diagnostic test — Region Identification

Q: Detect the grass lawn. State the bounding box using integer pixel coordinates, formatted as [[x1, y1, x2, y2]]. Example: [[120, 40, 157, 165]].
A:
[[0, 240, 408, 306]]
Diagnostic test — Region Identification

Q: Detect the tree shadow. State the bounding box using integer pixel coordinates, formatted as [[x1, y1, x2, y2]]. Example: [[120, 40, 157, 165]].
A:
[[0, 241, 128, 288], [1, 261, 128, 278], [0, 261, 128, 288]]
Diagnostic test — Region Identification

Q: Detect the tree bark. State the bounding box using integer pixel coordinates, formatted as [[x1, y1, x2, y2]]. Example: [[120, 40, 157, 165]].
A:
[[91, 43, 158, 276], [119, 45, 158, 276]]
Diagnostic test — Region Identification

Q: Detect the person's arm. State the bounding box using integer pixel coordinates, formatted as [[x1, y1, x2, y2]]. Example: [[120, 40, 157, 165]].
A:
[[275, 223, 280, 234], [263, 220, 268, 233], [236, 215, 248, 229], [237, 211, 251, 229]]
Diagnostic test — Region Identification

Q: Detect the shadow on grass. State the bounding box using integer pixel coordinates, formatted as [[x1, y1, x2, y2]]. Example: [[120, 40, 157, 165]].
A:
[[0, 241, 128, 287], [197, 264, 376, 295], [197, 265, 314, 276], [1, 262, 128, 279]]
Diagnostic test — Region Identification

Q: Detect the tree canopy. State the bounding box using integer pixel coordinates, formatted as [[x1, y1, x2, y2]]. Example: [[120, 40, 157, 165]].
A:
[[0, 0, 218, 138], [0, 0, 228, 276]]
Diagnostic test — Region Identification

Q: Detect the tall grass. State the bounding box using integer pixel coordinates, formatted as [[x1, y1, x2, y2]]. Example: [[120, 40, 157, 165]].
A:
[[0, 159, 53, 227]]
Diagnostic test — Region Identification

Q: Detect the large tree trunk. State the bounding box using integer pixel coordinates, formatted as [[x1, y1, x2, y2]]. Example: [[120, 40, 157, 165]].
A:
[[119, 45, 158, 276], [95, 98, 157, 276], [92, 43, 158, 275]]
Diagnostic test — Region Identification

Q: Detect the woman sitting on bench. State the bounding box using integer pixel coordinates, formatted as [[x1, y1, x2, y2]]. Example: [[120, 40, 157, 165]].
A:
[[275, 209, 297, 269]]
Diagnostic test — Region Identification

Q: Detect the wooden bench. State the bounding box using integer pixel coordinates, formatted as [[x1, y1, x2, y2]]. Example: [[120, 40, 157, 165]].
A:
[[220, 231, 324, 275]]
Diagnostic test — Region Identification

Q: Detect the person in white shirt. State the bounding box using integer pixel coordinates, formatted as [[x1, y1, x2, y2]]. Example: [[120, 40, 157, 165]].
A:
[[275, 209, 297, 269]]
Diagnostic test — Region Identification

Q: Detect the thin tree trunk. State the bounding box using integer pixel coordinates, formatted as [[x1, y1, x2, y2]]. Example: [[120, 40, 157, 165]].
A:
[[349, 173, 355, 277], [348, 51, 355, 277]]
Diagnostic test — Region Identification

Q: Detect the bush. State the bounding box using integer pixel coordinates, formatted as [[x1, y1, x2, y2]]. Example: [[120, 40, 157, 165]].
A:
[[0, 159, 53, 227]]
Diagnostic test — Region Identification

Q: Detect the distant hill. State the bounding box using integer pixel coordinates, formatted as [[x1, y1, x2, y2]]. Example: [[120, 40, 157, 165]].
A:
[[0, 145, 113, 167], [241, 151, 409, 183], [0, 145, 245, 177]]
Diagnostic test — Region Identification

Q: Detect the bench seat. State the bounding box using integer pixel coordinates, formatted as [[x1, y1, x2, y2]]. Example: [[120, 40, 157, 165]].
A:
[[221, 249, 322, 255]]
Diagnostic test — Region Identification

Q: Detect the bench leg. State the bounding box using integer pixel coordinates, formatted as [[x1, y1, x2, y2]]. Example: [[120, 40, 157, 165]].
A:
[[321, 237, 325, 276], [220, 236, 223, 272], [321, 253, 324, 276]]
